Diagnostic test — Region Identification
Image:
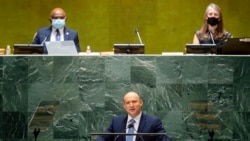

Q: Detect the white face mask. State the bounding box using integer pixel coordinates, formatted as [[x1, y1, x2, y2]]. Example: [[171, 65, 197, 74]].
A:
[[52, 19, 65, 29]]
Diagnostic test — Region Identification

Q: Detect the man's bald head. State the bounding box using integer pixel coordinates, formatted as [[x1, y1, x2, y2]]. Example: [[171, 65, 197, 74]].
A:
[[123, 91, 143, 118], [49, 7, 67, 22]]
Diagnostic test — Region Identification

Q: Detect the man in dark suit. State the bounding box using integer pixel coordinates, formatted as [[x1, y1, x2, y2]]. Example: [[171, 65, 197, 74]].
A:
[[32, 7, 80, 53], [97, 91, 171, 141]]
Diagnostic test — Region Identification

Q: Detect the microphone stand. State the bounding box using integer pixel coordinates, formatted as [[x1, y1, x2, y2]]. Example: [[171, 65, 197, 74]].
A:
[[208, 30, 217, 54], [33, 128, 40, 141], [128, 124, 144, 141], [135, 28, 143, 44], [208, 31, 216, 45], [41, 34, 49, 45], [131, 124, 144, 141], [114, 123, 133, 141]]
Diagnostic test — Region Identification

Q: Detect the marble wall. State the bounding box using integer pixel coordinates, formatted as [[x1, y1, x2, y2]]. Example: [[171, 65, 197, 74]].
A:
[[0, 55, 250, 141]]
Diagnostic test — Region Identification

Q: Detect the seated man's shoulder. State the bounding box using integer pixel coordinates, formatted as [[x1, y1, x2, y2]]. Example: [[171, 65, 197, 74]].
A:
[[65, 27, 78, 34], [37, 27, 51, 32]]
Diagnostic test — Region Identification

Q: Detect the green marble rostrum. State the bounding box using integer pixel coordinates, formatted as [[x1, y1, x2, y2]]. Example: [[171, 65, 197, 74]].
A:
[[0, 55, 250, 140]]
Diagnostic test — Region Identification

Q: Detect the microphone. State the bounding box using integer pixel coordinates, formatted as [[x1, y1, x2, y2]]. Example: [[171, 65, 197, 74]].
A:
[[128, 123, 133, 128], [208, 30, 216, 45], [114, 124, 131, 141], [41, 33, 49, 45], [135, 28, 143, 44], [208, 30, 221, 54], [114, 123, 144, 141], [127, 124, 144, 141]]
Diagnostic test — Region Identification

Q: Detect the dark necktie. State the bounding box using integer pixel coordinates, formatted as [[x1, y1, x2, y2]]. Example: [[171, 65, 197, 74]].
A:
[[127, 119, 136, 141], [56, 29, 60, 41]]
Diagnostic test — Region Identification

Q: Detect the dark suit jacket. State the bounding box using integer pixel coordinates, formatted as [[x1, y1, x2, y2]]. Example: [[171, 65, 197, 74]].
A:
[[97, 113, 171, 141], [32, 27, 80, 53]]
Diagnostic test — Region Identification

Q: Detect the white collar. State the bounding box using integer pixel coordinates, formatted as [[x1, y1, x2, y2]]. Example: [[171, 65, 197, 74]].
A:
[[52, 27, 64, 34], [127, 111, 142, 124]]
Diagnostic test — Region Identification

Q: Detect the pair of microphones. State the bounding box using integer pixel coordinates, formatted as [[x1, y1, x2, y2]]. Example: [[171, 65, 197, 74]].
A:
[[40, 31, 70, 45], [40, 29, 142, 45]]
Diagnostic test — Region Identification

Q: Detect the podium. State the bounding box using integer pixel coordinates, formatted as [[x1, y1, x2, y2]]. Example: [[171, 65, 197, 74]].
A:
[[185, 38, 250, 55], [113, 44, 145, 54], [90, 132, 168, 141], [185, 44, 217, 54], [13, 44, 44, 54]]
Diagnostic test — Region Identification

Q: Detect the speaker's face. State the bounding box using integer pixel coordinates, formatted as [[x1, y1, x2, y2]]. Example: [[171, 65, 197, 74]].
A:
[[123, 92, 143, 118]]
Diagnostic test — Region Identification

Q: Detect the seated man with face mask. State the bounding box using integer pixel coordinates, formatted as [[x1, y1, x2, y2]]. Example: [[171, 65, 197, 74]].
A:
[[32, 7, 80, 53]]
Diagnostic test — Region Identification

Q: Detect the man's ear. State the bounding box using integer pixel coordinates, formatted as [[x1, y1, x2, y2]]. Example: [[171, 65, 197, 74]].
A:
[[123, 103, 126, 109], [49, 17, 52, 23], [140, 100, 143, 107]]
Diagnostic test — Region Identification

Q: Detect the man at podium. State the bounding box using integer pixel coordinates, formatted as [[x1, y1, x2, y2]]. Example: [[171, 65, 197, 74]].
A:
[[97, 91, 171, 141]]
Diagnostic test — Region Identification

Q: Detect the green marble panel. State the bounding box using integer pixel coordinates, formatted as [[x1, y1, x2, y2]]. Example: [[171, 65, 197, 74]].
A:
[[105, 56, 131, 83], [54, 113, 80, 139], [28, 83, 55, 112], [233, 112, 250, 140], [3, 83, 28, 112], [207, 56, 235, 84], [182, 56, 209, 84], [208, 84, 234, 111], [0, 112, 2, 138], [0, 57, 2, 82], [157, 111, 183, 139], [53, 56, 80, 83], [28, 56, 54, 83], [233, 57, 250, 84], [78, 56, 105, 83], [234, 84, 250, 112], [0, 55, 250, 141], [2, 112, 27, 139], [156, 56, 186, 84], [3, 56, 28, 83], [131, 56, 157, 88], [0, 85, 2, 112]]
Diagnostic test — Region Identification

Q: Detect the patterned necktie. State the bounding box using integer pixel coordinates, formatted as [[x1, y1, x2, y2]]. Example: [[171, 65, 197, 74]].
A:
[[126, 119, 136, 141], [56, 29, 60, 41]]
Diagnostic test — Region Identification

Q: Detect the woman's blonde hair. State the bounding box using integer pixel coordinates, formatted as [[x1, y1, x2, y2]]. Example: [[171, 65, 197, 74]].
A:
[[200, 3, 225, 38]]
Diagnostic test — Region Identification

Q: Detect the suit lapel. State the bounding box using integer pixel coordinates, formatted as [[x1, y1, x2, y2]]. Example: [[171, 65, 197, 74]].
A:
[[135, 113, 146, 141], [121, 115, 128, 141], [138, 113, 146, 133], [63, 28, 69, 40], [46, 27, 52, 41]]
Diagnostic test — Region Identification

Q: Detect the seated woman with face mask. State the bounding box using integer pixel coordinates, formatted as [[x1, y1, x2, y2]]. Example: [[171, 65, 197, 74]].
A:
[[193, 3, 232, 45]]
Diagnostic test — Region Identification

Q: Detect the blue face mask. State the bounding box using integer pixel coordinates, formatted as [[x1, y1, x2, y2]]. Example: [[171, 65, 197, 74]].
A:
[[52, 19, 65, 29]]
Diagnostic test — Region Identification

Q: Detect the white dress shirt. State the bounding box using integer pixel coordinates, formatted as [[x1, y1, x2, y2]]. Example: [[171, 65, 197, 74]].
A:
[[50, 28, 64, 41]]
